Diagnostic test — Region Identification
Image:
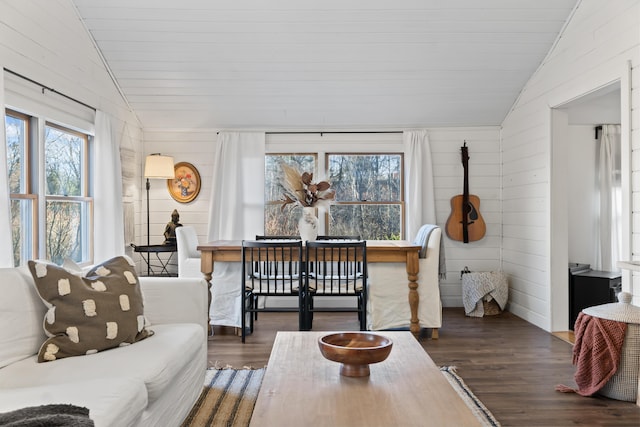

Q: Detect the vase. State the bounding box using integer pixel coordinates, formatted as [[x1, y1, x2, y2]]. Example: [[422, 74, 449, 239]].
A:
[[298, 207, 318, 242]]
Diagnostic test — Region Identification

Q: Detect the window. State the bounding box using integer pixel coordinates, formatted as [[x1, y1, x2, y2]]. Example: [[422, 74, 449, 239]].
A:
[[44, 123, 92, 264], [265, 153, 404, 240], [328, 154, 403, 240], [6, 111, 36, 266], [5, 109, 93, 266], [265, 154, 316, 236]]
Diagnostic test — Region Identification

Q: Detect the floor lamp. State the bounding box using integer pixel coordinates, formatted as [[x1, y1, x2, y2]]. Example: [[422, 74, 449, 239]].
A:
[[144, 153, 175, 248]]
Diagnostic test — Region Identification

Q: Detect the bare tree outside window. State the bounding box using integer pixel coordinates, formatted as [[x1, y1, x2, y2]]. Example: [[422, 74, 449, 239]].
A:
[[328, 154, 403, 240], [264, 154, 315, 236], [5, 112, 92, 267], [264, 153, 403, 239], [44, 125, 90, 264], [5, 113, 32, 266]]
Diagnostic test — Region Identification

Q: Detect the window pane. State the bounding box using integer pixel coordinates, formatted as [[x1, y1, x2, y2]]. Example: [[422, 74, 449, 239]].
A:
[[5, 115, 26, 194], [265, 154, 315, 234], [265, 204, 301, 236], [45, 126, 83, 196], [265, 155, 315, 202], [330, 204, 402, 240], [46, 200, 86, 264], [10, 198, 33, 266], [328, 154, 401, 202]]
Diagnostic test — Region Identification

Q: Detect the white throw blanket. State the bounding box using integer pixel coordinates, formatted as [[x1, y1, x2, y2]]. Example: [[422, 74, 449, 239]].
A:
[[413, 224, 446, 279], [462, 271, 508, 317]]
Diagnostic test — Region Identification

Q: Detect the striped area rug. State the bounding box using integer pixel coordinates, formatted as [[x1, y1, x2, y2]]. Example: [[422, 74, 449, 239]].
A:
[[183, 366, 499, 427], [181, 368, 265, 427], [440, 366, 501, 427]]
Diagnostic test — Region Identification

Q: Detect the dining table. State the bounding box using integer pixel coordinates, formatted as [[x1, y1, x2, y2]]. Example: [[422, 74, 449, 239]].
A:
[[197, 239, 425, 337]]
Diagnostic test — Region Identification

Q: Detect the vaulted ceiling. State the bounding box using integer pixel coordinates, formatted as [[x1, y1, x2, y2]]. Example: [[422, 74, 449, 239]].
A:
[[71, 0, 578, 130]]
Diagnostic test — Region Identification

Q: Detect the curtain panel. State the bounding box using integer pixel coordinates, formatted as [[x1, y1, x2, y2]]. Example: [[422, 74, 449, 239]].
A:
[[207, 131, 266, 241], [403, 130, 436, 241], [93, 110, 125, 262], [0, 70, 12, 267], [205, 131, 265, 328], [596, 124, 622, 271]]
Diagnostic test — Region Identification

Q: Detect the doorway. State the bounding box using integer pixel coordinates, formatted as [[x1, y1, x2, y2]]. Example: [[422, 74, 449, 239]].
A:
[[550, 80, 628, 332]]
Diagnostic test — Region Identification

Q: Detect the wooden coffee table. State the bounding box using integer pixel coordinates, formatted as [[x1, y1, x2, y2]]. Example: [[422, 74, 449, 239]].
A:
[[249, 331, 481, 426]]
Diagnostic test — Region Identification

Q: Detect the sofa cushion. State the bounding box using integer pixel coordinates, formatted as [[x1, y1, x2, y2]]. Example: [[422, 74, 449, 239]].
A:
[[27, 256, 153, 362], [0, 323, 204, 405], [0, 266, 47, 368], [0, 378, 148, 427]]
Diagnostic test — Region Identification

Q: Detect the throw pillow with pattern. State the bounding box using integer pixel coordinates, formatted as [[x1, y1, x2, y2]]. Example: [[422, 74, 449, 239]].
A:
[[28, 256, 153, 363]]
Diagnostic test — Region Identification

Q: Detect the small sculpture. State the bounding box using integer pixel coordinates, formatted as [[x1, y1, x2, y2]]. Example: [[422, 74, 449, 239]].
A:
[[164, 209, 183, 244]]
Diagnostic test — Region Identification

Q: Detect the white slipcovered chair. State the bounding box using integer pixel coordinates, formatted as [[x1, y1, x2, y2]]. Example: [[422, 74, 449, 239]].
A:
[[367, 225, 444, 337], [175, 226, 202, 278], [175, 226, 243, 328]]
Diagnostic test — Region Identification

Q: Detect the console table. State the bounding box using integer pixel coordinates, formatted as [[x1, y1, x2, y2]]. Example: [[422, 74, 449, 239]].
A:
[[131, 243, 178, 277]]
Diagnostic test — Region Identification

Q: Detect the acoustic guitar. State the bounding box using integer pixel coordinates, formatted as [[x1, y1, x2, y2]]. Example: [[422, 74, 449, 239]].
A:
[[445, 142, 486, 243]]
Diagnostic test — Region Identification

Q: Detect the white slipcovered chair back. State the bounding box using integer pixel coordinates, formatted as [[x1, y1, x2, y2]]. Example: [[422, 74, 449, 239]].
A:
[[176, 226, 202, 278], [367, 225, 443, 331]]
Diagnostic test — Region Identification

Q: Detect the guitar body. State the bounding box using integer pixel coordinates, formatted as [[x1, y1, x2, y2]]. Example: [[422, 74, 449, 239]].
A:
[[445, 142, 486, 243], [445, 194, 486, 242]]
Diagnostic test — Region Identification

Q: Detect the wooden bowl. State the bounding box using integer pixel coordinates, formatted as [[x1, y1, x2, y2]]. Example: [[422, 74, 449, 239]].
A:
[[318, 332, 393, 377]]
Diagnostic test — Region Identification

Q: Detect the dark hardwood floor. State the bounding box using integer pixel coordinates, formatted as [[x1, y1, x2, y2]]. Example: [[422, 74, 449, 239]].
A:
[[207, 308, 640, 426]]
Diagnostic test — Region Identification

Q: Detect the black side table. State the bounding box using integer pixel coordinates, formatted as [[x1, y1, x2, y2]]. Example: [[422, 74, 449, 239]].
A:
[[131, 243, 178, 277]]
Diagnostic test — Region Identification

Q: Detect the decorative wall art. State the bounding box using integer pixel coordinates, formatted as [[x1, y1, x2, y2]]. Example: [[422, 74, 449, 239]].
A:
[[168, 162, 201, 203]]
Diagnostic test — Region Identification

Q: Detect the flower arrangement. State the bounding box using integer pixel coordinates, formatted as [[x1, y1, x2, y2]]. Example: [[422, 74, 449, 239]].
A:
[[279, 163, 335, 211], [175, 172, 193, 197]]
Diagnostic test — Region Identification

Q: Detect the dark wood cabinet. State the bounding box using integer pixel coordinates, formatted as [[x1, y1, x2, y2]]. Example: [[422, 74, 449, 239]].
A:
[[569, 270, 621, 330]]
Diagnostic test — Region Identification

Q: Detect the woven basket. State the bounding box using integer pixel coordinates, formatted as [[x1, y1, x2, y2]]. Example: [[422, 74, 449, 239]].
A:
[[598, 323, 640, 402], [583, 293, 640, 402], [483, 298, 502, 316]]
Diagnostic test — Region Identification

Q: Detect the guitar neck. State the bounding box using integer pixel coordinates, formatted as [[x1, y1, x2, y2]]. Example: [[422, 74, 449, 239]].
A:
[[461, 146, 469, 243], [463, 164, 469, 203]]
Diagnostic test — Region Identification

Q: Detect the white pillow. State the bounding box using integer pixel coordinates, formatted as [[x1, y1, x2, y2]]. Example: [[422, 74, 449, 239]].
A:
[[0, 266, 47, 368]]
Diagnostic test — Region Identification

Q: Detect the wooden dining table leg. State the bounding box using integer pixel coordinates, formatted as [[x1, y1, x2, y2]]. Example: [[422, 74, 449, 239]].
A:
[[406, 251, 420, 338], [200, 251, 213, 336]]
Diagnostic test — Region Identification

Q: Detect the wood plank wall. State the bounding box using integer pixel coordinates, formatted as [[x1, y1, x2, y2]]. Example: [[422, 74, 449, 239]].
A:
[[0, 0, 143, 266], [501, 0, 640, 331], [143, 127, 501, 306]]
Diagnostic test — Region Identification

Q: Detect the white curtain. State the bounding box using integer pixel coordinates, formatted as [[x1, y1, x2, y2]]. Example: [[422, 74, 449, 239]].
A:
[[206, 131, 265, 328], [207, 131, 266, 240], [403, 130, 436, 240], [0, 71, 12, 267], [93, 110, 125, 262], [596, 124, 622, 271]]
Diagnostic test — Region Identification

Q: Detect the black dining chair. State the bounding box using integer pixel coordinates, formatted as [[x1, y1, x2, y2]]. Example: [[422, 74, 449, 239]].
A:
[[304, 240, 367, 330], [241, 240, 306, 342], [255, 235, 300, 240], [256, 235, 360, 241], [316, 235, 361, 240]]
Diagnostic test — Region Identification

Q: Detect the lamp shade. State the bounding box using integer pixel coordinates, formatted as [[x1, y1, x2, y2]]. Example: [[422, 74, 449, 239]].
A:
[[144, 154, 175, 179]]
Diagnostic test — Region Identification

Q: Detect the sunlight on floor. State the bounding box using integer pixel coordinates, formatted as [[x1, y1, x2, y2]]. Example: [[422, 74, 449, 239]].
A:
[[552, 331, 575, 345]]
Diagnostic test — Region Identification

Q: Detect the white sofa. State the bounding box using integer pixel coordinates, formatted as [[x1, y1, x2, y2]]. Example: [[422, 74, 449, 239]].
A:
[[0, 265, 208, 427]]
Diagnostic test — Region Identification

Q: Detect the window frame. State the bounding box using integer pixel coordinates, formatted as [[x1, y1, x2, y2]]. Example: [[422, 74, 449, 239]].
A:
[[6, 109, 38, 264], [5, 108, 94, 266], [43, 121, 93, 264], [265, 151, 406, 239], [264, 153, 318, 237], [325, 152, 405, 239]]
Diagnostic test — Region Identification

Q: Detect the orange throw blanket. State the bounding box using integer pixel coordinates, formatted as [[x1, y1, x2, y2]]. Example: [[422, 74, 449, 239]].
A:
[[556, 312, 626, 396]]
